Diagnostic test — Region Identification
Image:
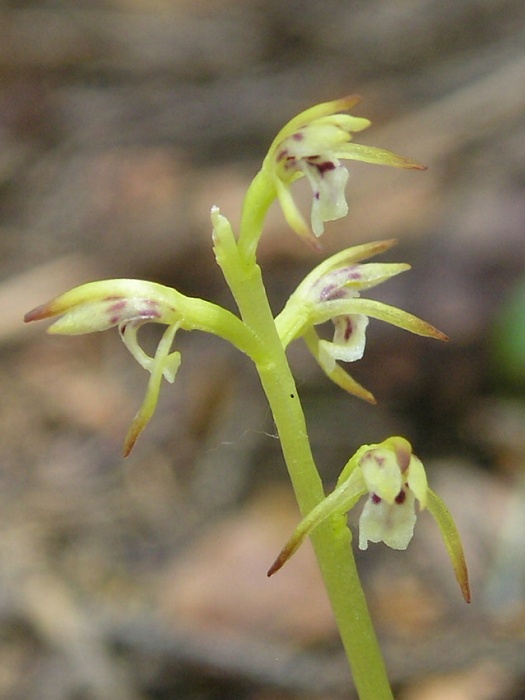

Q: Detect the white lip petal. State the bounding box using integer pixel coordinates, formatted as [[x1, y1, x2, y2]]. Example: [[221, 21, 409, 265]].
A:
[[359, 490, 417, 551]]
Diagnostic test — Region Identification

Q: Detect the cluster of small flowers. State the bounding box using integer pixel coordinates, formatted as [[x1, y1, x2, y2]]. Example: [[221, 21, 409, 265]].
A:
[[24, 96, 469, 600]]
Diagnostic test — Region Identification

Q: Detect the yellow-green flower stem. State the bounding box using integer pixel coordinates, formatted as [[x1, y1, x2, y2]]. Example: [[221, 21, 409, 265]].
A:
[[237, 168, 278, 261], [213, 182, 393, 699], [178, 296, 263, 361]]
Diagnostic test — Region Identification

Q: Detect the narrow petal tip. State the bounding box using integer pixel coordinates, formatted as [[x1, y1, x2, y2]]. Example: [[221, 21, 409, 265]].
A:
[[390, 155, 428, 171], [336, 94, 362, 111], [267, 537, 298, 577], [267, 552, 286, 577], [401, 159, 428, 171], [401, 315, 449, 341], [461, 576, 472, 604], [123, 423, 141, 458], [427, 326, 449, 342], [24, 302, 55, 323], [329, 363, 376, 403], [305, 235, 324, 254]]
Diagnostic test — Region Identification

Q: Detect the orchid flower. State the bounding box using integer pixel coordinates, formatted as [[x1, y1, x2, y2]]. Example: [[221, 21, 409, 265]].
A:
[[263, 95, 425, 247], [268, 436, 471, 603], [24, 279, 259, 455], [276, 239, 447, 402]]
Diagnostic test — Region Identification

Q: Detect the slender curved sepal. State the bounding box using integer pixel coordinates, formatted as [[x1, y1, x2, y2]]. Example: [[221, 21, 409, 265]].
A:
[[268, 467, 367, 576], [426, 488, 471, 603], [123, 323, 181, 457], [302, 327, 376, 403]]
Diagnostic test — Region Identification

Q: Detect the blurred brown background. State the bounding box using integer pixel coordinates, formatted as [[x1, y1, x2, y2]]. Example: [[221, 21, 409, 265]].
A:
[[2, 1, 525, 698]]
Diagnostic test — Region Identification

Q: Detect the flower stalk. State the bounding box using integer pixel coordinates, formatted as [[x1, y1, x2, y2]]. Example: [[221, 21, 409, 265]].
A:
[[213, 207, 395, 699]]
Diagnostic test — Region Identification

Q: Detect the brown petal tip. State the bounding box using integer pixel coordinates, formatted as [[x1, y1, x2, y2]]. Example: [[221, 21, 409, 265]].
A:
[[24, 303, 55, 323], [267, 546, 291, 577]]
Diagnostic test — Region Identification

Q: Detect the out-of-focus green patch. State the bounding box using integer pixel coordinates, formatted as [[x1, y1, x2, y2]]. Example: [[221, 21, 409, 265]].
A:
[[493, 278, 525, 385]]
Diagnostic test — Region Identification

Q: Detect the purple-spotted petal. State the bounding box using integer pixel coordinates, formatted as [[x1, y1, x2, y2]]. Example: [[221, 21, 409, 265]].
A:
[[359, 489, 417, 550], [24, 279, 181, 334], [318, 313, 369, 372], [302, 159, 349, 237]]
